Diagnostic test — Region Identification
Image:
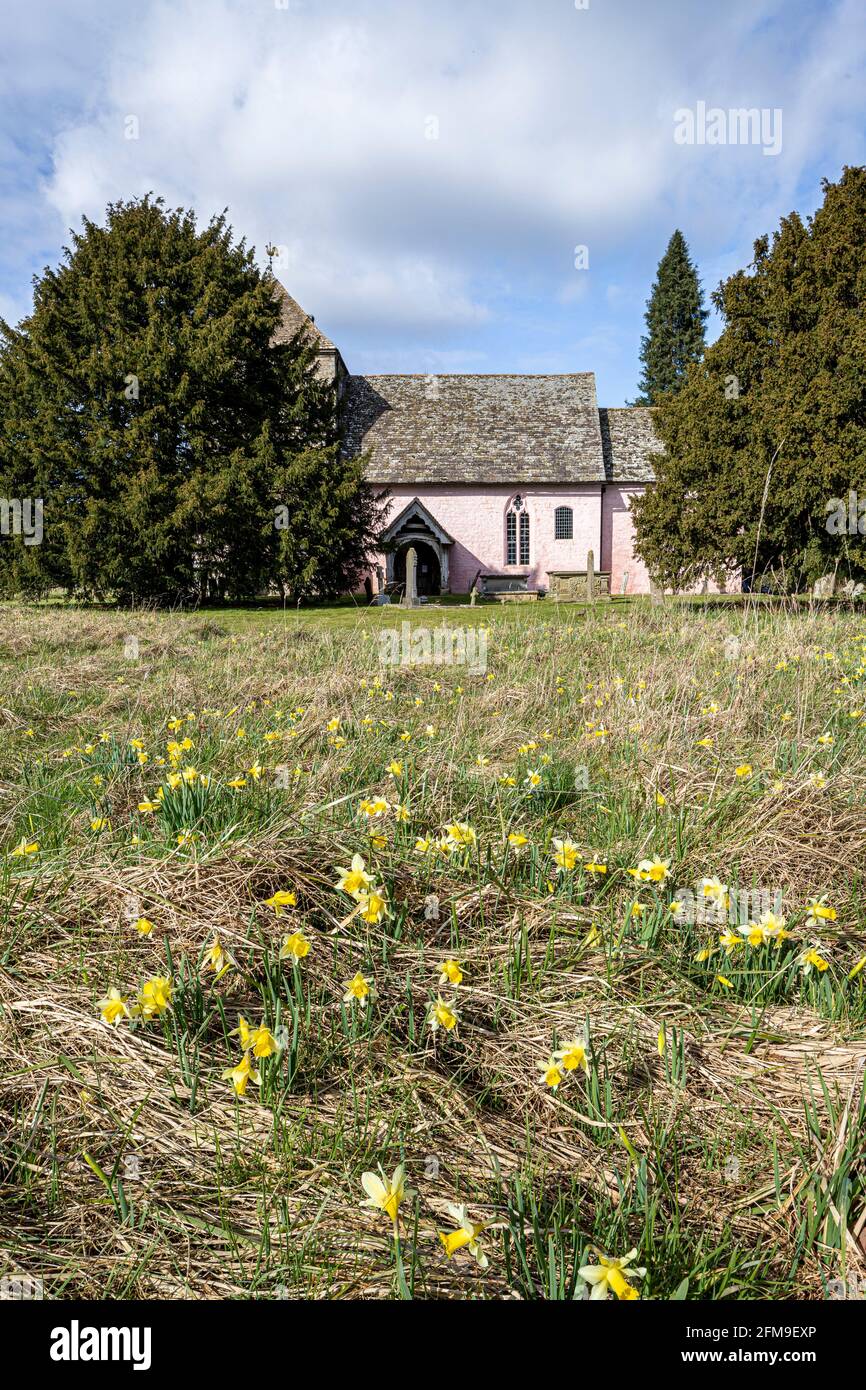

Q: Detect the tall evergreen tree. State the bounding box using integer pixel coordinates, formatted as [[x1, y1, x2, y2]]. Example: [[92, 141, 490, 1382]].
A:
[[633, 230, 708, 404], [632, 168, 866, 591], [0, 195, 381, 603]]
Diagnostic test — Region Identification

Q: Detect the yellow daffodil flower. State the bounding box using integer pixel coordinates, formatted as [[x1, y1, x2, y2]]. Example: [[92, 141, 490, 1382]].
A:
[[343, 972, 373, 1008], [428, 995, 459, 1033], [539, 1056, 564, 1090], [280, 930, 311, 962], [10, 838, 40, 857], [222, 1052, 260, 1097], [360, 1163, 410, 1229], [438, 1203, 489, 1268], [446, 822, 477, 849], [264, 889, 298, 917], [98, 988, 129, 1025], [439, 959, 463, 986], [552, 837, 579, 872], [553, 1039, 589, 1073], [137, 975, 172, 1018], [579, 1248, 646, 1300]]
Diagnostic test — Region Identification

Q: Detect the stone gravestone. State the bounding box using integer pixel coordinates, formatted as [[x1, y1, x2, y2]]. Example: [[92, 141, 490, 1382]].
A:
[[650, 578, 664, 607], [620, 571, 629, 596], [813, 573, 837, 599], [402, 546, 420, 608], [586, 550, 595, 605]]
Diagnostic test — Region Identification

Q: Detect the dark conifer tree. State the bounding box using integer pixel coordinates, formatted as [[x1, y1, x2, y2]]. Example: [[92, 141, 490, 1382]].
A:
[[633, 230, 708, 404]]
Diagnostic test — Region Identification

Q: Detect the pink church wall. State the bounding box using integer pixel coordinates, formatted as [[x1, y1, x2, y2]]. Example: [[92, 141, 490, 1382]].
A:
[[602, 485, 650, 596], [374, 484, 614, 593], [365, 483, 731, 599]]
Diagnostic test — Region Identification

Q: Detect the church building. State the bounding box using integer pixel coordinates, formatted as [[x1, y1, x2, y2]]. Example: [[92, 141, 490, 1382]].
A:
[[273, 281, 663, 598]]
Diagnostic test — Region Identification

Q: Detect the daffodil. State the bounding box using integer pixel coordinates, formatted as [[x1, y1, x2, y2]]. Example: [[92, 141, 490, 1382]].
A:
[[280, 930, 311, 962], [9, 838, 39, 857], [552, 837, 579, 872], [579, 1248, 646, 1300], [250, 1023, 279, 1057], [357, 889, 391, 925], [343, 972, 373, 1008], [134, 917, 154, 937], [428, 995, 459, 1033], [553, 1039, 589, 1073], [805, 895, 837, 927], [507, 831, 529, 853], [800, 948, 829, 975], [360, 1163, 411, 1230], [137, 975, 172, 1018], [222, 1052, 260, 1097], [539, 1056, 564, 1090], [446, 822, 477, 849], [439, 959, 463, 986], [739, 910, 790, 948], [719, 931, 744, 953], [438, 1203, 489, 1267], [630, 855, 671, 884], [698, 876, 729, 909], [335, 853, 373, 897], [264, 889, 298, 917], [98, 988, 129, 1025], [207, 936, 233, 978]]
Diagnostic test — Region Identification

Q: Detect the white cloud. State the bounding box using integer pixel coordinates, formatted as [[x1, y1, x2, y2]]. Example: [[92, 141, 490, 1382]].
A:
[[1, 0, 863, 386]]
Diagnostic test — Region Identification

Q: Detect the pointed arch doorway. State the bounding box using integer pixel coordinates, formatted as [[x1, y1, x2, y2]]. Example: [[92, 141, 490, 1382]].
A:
[[382, 497, 454, 596]]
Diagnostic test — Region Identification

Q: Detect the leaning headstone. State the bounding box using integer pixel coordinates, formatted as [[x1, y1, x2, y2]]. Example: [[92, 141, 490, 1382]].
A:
[[650, 579, 664, 607], [813, 573, 837, 599], [586, 550, 595, 605], [402, 547, 420, 608], [469, 584, 477, 607]]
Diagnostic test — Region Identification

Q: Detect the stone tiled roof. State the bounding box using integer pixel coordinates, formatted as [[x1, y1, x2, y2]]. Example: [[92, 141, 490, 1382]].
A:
[[599, 407, 663, 483], [269, 278, 336, 351], [343, 374, 606, 484]]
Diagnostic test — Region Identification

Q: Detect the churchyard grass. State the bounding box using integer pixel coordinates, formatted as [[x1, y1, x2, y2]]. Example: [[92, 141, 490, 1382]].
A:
[[1, 596, 864, 1300]]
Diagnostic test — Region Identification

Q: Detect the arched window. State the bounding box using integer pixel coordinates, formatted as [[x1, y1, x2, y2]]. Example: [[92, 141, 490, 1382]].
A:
[[554, 506, 573, 540], [506, 495, 530, 565]]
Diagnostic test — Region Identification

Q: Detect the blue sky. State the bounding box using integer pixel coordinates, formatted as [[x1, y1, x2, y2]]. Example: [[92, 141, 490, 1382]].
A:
[[1, 0, 864, 405]]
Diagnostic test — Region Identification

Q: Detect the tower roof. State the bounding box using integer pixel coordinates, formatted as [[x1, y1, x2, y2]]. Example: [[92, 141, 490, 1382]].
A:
[[269, 278, 336, 351]]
